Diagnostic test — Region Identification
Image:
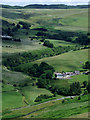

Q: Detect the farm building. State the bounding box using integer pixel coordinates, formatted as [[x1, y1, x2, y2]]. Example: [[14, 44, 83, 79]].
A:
[[54, 70, 81, 79], [1, 35, 13, 40], [54, 72, 70, 79], [74, 71, 80, 75], [65, 72, 74, 76], [55, 73, 64, 79]]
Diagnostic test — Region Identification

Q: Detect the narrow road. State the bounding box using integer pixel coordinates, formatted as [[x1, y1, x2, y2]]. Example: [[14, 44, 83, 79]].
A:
[[11, 95, 76, 111]]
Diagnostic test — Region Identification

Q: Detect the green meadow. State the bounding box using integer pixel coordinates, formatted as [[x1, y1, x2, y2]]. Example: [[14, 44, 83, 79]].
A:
[[2, 67, 31, 85], [2, 91, 25, 110], [48, 39, 76, 47], [2, 94, 88, 118], [31, 49, 88, 72], [2, 8, 88, 32], [20, 86, 53, 104]]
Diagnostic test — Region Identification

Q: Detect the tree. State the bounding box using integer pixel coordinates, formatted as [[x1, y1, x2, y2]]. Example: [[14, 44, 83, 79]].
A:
[[45, 70, 53, 80], [19, 21, 31, 29], [62, 100, 65, 103], [83, 61, 90, 70], [12, 23, 15, 26], [78, 96, 81, 100], [69, 82, 81, 95], [38, 62, 55, 76], [87, 82, 90, 93], [43, 40, 54, 48], [83, 81, 87, 88], [84, 90, 88, 95], [37, 77, 50, 88], [16, 24, 21, 29]]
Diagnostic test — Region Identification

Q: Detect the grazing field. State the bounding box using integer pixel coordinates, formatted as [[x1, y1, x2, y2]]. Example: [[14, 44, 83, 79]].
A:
[[2, 67, 32, 85], [48, 39, 76, 47], [2, 95, 88, 118], [2, 67, 53, 110], [51, 79, 70, 89], [2, 39, 45, 54], [2, 8, 88, 32], [32, 49, 88, 72], [50, 74, 88, 91], [20, 86, 53, 104], [69, 74, 88, 84], [2, 91, 26, 110]]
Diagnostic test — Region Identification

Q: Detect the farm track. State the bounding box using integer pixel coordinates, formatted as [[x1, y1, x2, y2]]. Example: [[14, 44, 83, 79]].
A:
[[11, 95, 76, 111]]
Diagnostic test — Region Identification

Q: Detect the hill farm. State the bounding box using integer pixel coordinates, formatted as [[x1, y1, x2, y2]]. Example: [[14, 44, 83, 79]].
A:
[[1, 4, 89, 119]]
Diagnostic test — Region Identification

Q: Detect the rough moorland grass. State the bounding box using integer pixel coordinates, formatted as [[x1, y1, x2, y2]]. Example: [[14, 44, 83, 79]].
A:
[[1, 8, 88, 32], [60, 12, 88, 27], [25, 95, 88, 118], [35, 102, 88, 118], [31, 49, 88, 72], [2, 39, 45, 54], [69, 112, 88, 118], [2, 94, 88, 118]]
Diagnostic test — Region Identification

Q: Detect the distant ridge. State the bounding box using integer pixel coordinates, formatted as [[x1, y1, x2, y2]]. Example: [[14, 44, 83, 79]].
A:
[[1, 4, 89, 9]]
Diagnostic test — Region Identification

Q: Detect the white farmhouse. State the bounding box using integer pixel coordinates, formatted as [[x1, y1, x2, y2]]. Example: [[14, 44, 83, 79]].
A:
[[54, 73, 64, 79]]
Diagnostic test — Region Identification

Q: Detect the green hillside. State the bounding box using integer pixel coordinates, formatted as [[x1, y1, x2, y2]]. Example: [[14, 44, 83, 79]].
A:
[[1, 6, 89, 119], [32, 49, 88, 72], [1, 8, 88, 32]]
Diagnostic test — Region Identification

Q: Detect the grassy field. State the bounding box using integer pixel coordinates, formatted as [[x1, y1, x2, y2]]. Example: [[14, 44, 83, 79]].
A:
[[20, 86, 53, 104], [2, 67, 53, 110], [2, 8, 88, 32], [2, 94, 88, 118], [31, 49, 88, 72], [2, 91, 26, 110], [2, 67, 32, 85], [50, 74, 88, 92], [69, 74, 88, 84], [2, 8, 88, 54], [2, 83, 53, 110], [2, 39, 45, 54], [48, 39, 76, 47]]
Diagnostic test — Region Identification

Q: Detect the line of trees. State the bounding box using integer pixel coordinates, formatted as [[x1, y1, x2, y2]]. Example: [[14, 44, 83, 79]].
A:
[[83, 61, 90, 70], [2, 4, 88, 9], [36, 30, 89, 45], [49, 82, 81, 96], [3, 45, 77, 69]]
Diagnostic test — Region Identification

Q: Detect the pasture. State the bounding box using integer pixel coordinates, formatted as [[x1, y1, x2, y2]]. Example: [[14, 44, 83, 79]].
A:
[[31, 49, 88, 72], [2, 8, 88, 32], [2, 39, 45, 54], [20, 86, 53, 104], [48, 39, 76, 47], [2, 91, 26, 110], [69, 74, 88, 84], [2, 94, 88, 118], [2, 67, 32, 86]]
